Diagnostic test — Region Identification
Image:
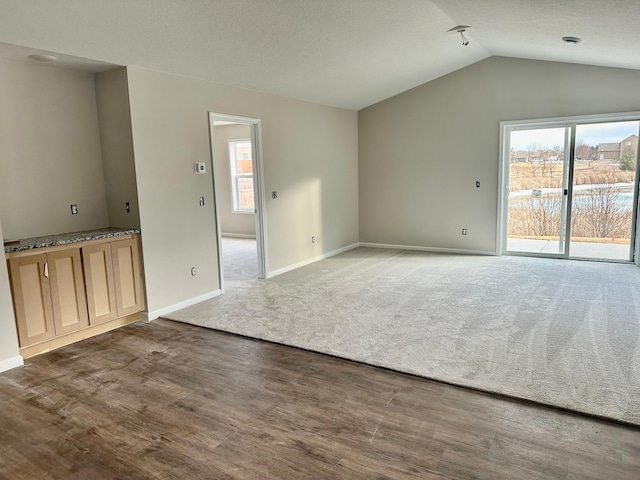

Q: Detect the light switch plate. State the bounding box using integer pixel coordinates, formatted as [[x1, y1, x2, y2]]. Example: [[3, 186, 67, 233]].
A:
[[194, 162, 206, 174]]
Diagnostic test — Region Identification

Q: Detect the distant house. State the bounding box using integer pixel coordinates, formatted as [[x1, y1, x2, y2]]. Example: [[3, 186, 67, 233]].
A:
[[620, 134, 638, 160], [598, 134, 638, 161], [511, 150, 528, 163]]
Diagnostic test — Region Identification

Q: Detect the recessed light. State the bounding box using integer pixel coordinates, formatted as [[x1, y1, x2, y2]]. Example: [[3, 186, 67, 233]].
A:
[[28, 54, 57, 62], [562, 36, 582, 45]]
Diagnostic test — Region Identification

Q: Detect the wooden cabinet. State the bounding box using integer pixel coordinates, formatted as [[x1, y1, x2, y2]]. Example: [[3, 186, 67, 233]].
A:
[[82, 238, 144, 324], [82, 243, 118, 325], [8, 248, 88, 347], [47, 248, 89, 335], [7, 234, 144, 353], [7, 253, 55, 346], [111, 238, 144, 317]]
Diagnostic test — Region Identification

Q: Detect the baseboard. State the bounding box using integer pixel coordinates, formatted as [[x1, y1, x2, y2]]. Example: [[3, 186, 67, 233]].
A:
[[0, 355, 24, 373], [142, 289, 222, 321], [267, 243, 360, 278], [221, 233, 256, 239], [20, 313, 140, 359], [359, 242, 497, 256]]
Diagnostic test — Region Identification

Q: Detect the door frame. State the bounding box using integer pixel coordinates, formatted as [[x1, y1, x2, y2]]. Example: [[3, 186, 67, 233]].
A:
[[497, 111, 640, 265], [208, 112, 268, 292]]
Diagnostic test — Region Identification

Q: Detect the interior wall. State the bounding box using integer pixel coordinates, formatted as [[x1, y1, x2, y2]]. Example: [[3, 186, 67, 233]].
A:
[[126, 67, 358, 317], [95, 68, 140, 229], [0, 218, 22, 371], [358, 56, 640, 252], [212, 124, 256, 237], [0, 58, 109, 240]]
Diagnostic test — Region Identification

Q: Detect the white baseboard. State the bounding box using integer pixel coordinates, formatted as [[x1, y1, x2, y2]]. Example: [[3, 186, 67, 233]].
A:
[[142, 289, 222, 321], [221, 233, 256, 239], [267, 243, 360, 278], [359, 242, 496, 256], [0, 355, 24, 373]]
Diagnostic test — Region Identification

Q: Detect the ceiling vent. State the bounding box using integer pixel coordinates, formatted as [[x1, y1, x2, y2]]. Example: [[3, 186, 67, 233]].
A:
[[562, 36, 582, 45]]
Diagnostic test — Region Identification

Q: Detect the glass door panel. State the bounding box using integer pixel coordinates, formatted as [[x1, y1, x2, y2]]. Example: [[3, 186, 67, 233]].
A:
[[569, 121, 639, 261], [505, 127, 570, 255]]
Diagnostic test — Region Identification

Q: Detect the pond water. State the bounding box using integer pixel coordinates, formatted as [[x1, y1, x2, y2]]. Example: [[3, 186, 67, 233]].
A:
[[509, 187, 635, 211]]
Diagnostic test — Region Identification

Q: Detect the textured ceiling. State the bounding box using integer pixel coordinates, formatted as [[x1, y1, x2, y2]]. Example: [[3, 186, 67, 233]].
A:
[[0, 1, 638, 110]]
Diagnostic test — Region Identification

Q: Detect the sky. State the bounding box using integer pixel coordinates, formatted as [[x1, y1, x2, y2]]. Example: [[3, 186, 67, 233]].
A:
[[509, 121, 640, 151]]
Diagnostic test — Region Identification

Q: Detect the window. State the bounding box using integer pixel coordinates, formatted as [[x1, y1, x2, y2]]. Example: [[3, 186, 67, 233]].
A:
[[626, 141, 632, 146], [228, 139, 254, 213]]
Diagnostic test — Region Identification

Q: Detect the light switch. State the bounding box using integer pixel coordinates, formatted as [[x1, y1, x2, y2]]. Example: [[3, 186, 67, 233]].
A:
[[194, 162, 206, 174]]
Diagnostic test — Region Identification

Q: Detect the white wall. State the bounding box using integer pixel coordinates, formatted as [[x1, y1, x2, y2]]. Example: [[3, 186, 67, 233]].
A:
[[0, 218, 22, 372], [358, 57, 640, 252], [0, 58, 109, 240], [126, 67, 358, 318], [95, 68, 140, 229], [212, 124, 256, 236]]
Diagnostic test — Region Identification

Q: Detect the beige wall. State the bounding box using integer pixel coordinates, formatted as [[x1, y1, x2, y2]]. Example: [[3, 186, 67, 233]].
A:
[[126, 67, 358, 317], [359, 57, 640, 252], [213, 124, 256, 236], [95, 68, 140, 229], [0, 218, 21, 369], [0, 58, 109, 240]]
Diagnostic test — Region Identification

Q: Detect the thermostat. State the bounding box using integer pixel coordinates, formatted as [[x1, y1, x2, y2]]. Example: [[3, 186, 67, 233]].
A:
[[194, 162, 206, 174]]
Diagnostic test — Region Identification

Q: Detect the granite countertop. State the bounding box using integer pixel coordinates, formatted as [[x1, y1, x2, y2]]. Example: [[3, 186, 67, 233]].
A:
[[4, 228, 140, 253]]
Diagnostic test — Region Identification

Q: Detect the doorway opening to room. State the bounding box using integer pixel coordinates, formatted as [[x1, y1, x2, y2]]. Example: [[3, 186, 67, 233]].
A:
[[209, 113, 267, 292], [499, 113, 640, 262]]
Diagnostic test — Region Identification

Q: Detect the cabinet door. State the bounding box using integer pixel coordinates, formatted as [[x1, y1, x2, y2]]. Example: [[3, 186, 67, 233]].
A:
[[47, 248, 89, 335], [82, 244, 118, 325], [111, 238, 143, 316], [8, 254, 55, 347]]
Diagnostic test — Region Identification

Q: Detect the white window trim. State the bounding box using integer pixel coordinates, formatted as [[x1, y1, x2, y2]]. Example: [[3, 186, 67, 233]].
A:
[[227, 138, 254, 214]]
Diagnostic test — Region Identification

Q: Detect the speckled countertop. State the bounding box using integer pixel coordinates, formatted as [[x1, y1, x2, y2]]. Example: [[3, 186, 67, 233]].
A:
[[4, 228, 140, 253]]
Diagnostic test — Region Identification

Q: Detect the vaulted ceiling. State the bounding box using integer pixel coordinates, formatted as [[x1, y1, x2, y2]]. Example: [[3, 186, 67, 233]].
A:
[[1, 0, 638, 110]]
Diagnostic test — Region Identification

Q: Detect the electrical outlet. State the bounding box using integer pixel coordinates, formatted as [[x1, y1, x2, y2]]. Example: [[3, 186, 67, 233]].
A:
[[70, 204, 78, 215], [191, 267, 197, 276], [272, 191, 278, 199], [476, 181, 480, 188], [312, 236, 316, 243], [199, 196, 205, 206], [462, 228, 467, 235]]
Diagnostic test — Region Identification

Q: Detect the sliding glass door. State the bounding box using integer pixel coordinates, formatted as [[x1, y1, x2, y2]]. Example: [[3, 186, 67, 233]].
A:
[[504, 126, 571, 256], [569, 122, 639, 260], [502, 117, 640, 262]]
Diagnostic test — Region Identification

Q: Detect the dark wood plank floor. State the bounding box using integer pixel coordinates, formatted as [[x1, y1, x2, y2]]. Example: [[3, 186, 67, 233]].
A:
[[0, 319, 639, 479]]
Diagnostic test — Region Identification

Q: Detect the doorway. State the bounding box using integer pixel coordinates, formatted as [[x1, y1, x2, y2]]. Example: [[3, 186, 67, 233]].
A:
[[209, 113, 267, 292], [500, 114, 640, 262]]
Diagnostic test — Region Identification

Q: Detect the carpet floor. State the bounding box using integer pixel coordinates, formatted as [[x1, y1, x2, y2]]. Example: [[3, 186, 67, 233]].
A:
[[164, 240, 640, 426]]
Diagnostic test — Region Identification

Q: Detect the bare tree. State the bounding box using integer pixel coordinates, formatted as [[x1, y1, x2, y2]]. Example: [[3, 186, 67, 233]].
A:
[[508, 194, 562, 238], [575, 141, 591, 163], [571, 170, 630, 238]]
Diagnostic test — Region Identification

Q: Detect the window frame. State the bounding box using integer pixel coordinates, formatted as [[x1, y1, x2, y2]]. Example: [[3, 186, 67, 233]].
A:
[[227, 138, 254, 214]]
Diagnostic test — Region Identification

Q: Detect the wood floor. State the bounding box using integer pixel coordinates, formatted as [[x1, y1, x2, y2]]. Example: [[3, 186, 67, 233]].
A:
[[0, 320, 639, 479]]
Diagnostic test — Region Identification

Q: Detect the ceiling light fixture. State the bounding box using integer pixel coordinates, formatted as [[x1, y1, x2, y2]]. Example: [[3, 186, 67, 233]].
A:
[[28, 54, 57, 62], [562, 36, 582, 45], [447, 25, 471, 47]]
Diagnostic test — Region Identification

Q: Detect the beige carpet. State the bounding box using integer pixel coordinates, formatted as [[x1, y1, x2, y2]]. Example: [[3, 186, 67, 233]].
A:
[[164, 241, 640, 425]]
